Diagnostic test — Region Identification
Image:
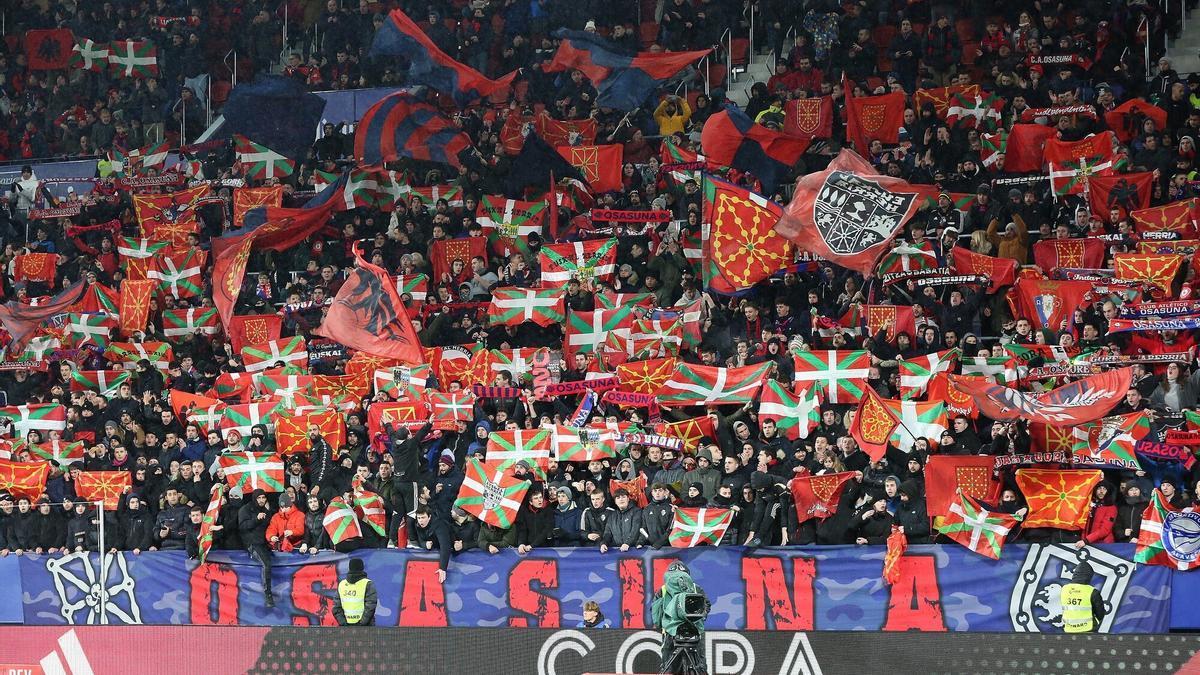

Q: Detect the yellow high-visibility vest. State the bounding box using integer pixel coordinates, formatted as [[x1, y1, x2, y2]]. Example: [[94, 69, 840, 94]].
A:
[[338, 578, 369, 624], [1061, 583, 1095, 633]]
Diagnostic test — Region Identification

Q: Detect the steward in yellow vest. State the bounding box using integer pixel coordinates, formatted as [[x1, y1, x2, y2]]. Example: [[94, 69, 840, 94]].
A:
[[334, 558, 378, 626], [1060, 561, 1105, 633]]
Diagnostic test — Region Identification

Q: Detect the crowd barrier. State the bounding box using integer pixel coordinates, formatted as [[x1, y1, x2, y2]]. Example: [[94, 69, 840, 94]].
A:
[[0, 544, 1193, 632]]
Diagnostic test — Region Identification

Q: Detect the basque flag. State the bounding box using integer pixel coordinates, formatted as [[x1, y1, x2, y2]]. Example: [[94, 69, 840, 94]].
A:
[[545, 29, 709, 111], [369, 9, 517, 106], [354, 92, 475, 169]]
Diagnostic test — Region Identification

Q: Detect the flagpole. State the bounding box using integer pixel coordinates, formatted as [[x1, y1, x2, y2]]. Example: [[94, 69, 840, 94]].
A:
[[97, 499, 109, 623]]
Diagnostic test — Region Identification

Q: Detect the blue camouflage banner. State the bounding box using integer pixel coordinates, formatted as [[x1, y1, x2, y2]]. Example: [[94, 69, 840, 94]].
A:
[[11, 544, 1175, 631]]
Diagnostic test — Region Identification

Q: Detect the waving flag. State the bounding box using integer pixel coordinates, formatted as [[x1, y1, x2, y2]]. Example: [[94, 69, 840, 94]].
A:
[[1131, 199, 1198, 237], [1113, 253, 1184, 295], [951, 247, 1016, 292], [960, 356, 1020, 385], [605, 318, 683, 360], [118, 237, 168, 280], [369, 9, 516, 106], [844, 75, 905, 151], [783, 96, 834, 138], [1136, 488, 1200, 570], [790, 471, 856, 523], [980, 129, 1006, 168], [107, 39, 157, 78], [1032, 239, 1106, 273], [487, 287, 564, 327], [565, 307, 634, 358], [555, 145, 622, 193], [133, 186, 211, 245], [455, 458, 530, 528], [850, 387, 901, 460], [69, 38, 109, 72], [669, 507, 732, 547], [937, 492, 1022, 559], [354, 92, 474, 168], [324, 496, 363, 544], [486, 428, 553, 472], [0, 280, 87, 354], [899, 349, 959, 399], [219, 76, 326, 162], [925, 455, 996, 519], [656, 417, 715, 453], [1008, 278, 1094, 331], [354, 491, 388, 537], [759, 381, 821, 440], [234, 136, 295, 179], [1045, 132, 1117, 197], [373, 364, 434, 398], [882, 398, 948, 452], [13, 253, 57, 284], [232, 186, 284, 228], [616, 357, 677, 395], [227, 315, 283, 354], [0, 460, 50, 500], [218, 451, 286, 492], [1105, 98, 1168, 143], [701, 176, 791, 293], [700, 108, 809, 192], [951, 368, 1131, 425], [117, 279, 155, 337], [148, 248, 206, 300], [539, 238, 618, 289], [241, 336, 308, 372], [478, 196, 546, 257], [1071, 411, 1150, 469], [945, 91, 1005, 129], [221, 401, 285, 438], [76, 471, 132, 510], [774, 149, 921, 277], [256, 370, 314, 403], [65, 312, 117, 349], [70, 370, 131, 396], [550, 424, 620, 462], [395, 273, 430, 307], [162, 307, 220, 341], [316, 250, 423, 365], [197, 484, 223, 564], [1015, 469, 1103, 531], [792, 350, 871, 404], [656, 362, 772, 407], [29, 440, 85, 467], [545, 29, 709, 111]]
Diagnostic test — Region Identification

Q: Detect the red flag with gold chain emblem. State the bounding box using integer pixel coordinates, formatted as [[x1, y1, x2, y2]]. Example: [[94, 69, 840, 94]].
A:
[[616, 357, 678, 395], [1029, 422, 1078, 453], [924, 455, 997, 519], [700, 176, 793, 294], [274, 410, 346, 455], [1113, 253, 1184, 296], [864, 305, 915, 344], [429, 237, 488, 283], [13, 253, 57, 283], [311, 373, 371, 401], [1032, 238, 1106, 273], [346, 352, 405, 378], [783, 96, 834, 138], [556, 145, 622, 193], [227, 315, 283, 354], [790, 470, 856, 523], [76, 471, 132, 510], [233, 186, 284, 227], [0, 459, 50, 500], [849, 387, 901, 461], [118, 279, 156, 337], [950, 247, 1016, 292], [1015, 468, 1103, 530], [1131, 199, 1197, 237], [655, 416, 716, 454], [134, 185, 212, 245], [883, 525, 907, 585], [914, 84, 980, 118]]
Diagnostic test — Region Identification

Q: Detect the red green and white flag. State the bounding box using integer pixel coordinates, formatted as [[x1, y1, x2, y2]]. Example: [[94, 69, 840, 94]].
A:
[[899, 349, 960, 399], [118, 237, 168, 280], [147, 248, 206, 300], [669, 507, 733, 547], [354, 491, 388, 537], [107, 39, 158, 78], [255, 370, 314, 406], [217, 451, 285, 492], [882, 398, 948, 451], [105, 341, 174, 371], [454, 457, 530, 529], [980, 129, 1007, 168], [1045, 133, 1117, 197], [69, 39, 109, 72], [427, 390, 476, 430], [70, 370, 131, 395], [487, 347, 551, 382], [162, 307, 220, 341], [1070, 411, 1150, 470], [210, 373, 255, 401], [486, 428, 553, 472], [539, 238, 619, 289], [20, 336, 62, 363], [409, 184, 464, 208], [324, 496, 363, 544], [946, 91, 1005, 130], [647, 300, 705, 347], [937, 492, 1022, 559], [478, 196, 546, 256], [487, 287, 565, 327], [394, 273, 429, 306], [66, 313, 117, 349], [30, 440, 85, 467], [792, 350, 872, 404], [241, 336, 308, 373], [596, 292, 656, 310], [564, 307, 634, 357], [186, 402, 228, 434], [758, 381, 822, 440], [877, 240, 939, 278], [234, 135, 296, 179], [1136, 488, 1200, 570], [136, 141, 170, 170], [221, 401, 285, 438], [550, 424, 620, 462], [342, 168, 391, 210], [373, 364, 434, 398], [197, 484, 223, 563], [657, 362, 773, 407], [960, 356, 1021, 384]]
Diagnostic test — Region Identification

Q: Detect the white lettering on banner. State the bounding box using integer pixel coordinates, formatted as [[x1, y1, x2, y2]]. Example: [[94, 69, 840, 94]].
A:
[[537, 630, 798, 675]]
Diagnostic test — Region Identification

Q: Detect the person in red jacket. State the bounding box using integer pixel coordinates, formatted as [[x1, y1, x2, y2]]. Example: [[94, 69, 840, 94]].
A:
[[1076, 482, 1117, 547], [266, 492, 306, 552]]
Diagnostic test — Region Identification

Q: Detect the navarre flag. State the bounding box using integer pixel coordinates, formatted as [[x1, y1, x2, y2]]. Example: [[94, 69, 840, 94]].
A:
[[1088, 172, 1153, 220], [899, 349, 959, 399], [924, 455, 996, 519], [274, 411, 346, 455], [539, 238, 618, 290], [323, 496, 362, 545], [1032, 238, 1106, 272], [700, 108, 809, 192], [656, 362, 772, 407], [310, 374, 370, 403], [13, 253, 57, 284], [69, 38, 109, 72], [76, 471, 131, 510], [555, 145, 622, 193], [774, 149, 921, 277], [951, 246, 1017, 292], [429, 237, 488, 284], [701, 175, 791, 294], [656, 417, 716, 454], [843, 75, 905, 152], [218, 451, 286, 492], [487, 287, 564, 327], [1015, 468, 1103, 531], [478, 196, 547, 257], [792, 350, 871, 404], [353, 91, 474, 169], [616, 357, 678, 396], [758, 381, 822, 440], [1131, 199, 1198, 237], [316, 249, 424, 365], [162, 307, 220, 341], [1135, 488, 1200, 570], [1008, 278, 1094, 331], [1113, 253, 1184, 295], [669, 507, 733, 547], [241, 336, 308, 373], [914, 84, 980, 118], [0, 460, 50, 500], [133, 185, 212, 245], [950, 368, 1131, 425], [864, 304, 915, 344], [366, 399, 427, 435], [783, 96, 834, 139], [850, 387, 902, 460], [118, 279, 155, 337], [107, 39, 158, 78], [790, 471, 856, 523], [937, 492, 1022, 559], [454, 458, 530, 528], [486, 428, 554, 473], [234, 136, 296, 180], [227, 314, 283, 354], [544, 29, 709, 111], [1044, 132, 1117, 197], [232, 186, 285, 227], [369, 9, 517, 106]]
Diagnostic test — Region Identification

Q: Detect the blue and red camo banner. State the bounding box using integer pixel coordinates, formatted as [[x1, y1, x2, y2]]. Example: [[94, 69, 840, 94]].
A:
[[7, 544, 1175, 631]]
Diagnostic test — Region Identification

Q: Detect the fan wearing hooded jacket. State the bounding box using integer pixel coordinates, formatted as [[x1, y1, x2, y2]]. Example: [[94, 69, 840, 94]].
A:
[[238, 489, 276, 607]]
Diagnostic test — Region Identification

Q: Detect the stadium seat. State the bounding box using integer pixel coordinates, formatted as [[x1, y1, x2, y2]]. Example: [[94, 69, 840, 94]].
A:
[[211, 80, 233, 108], [956, 18, 975, 42], [640, 22, 659, 48], [961, 41, 979, 66], [730, 38, 749, 69], [872, 25, 897, 49]]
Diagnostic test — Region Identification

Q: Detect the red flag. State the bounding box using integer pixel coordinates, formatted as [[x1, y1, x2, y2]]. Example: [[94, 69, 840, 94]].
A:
[[783, 97, 834, 138], [1015, 469, 1103, 530], [924, 455, 996, 519], [950, 367, 1133, 425], [232, 186, 284, 227], [1088, 172, 1154, 221], [556, 145, 622, 193], [118, 280, 156, 337], [790, 471, 856, 523], [1007, 278, 1094, 331], [1132, 199, 1198, 237], [1003, 124, 1059, 173], [13, 253, 57, 283], [25, 29, 74, 70], [883, 526, 907, 584], [1113, 253, 1184, 296], [0, 459, 50, 501], [844, 74, 905, 152], [849, 387, 901, 461], [950, 247, 1016, 292], [429, 237, 488, 283], [926, 372, 980, 419], [774, 149, 922, 277], [316, 249, 423, 364], [700, 176, 792, 293], [1032, 238, 1106, 272], [227, 314, 283, 354], [0, 280, 87, 354], [76, 471, 132, 510], [914, 85, 980, 118], [1104, 99, 1168, 143], [864, 304, 915, 343]]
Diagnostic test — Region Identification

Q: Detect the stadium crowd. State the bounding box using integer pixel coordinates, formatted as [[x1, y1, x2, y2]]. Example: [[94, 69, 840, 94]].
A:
[[0, 0, 1197, 585]]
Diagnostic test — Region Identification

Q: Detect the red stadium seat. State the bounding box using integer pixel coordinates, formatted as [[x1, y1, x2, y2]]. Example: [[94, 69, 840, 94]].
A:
[[730, 38, 749, 68], [211, 80, 233, 108], [956, 18, 975, 42], [640, 22, 659, 49], [872, 25, 897, 50]]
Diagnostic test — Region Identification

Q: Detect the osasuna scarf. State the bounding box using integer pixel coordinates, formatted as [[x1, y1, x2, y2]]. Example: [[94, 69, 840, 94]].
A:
[[1135, 441, 1196, 469], [1118, 301, 1200, 318], [1107, 317, 1200, 333], [915, 275, 989, 287], [602, 389, 662, 423], [543, 377, 619, 396], [471, 384, 524, 399]]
